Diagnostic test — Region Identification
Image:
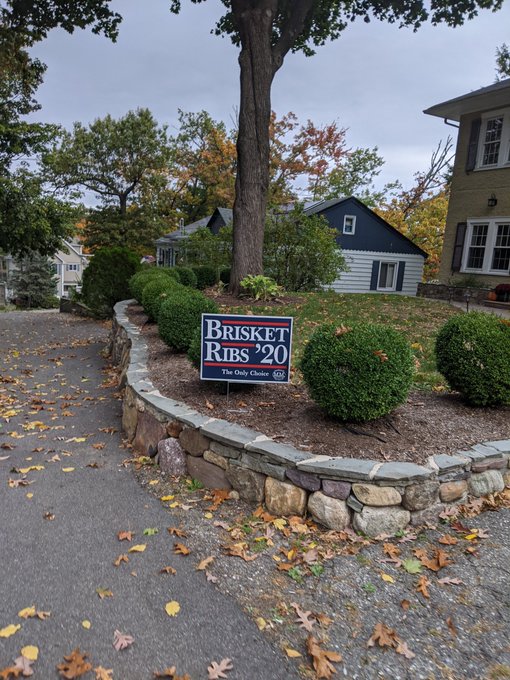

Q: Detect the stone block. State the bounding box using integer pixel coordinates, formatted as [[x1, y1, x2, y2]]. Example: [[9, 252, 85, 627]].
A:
[[439, 480, 468, 503], [200, 420, 261, 447], [503, 471, 510, 488], [186, 455, 232, 491], [352, 506, 411, 538], [179, 428, 211, 457], [487, 458, 508, 471], [373, 462, 431, 482], [226, 466, 266, 502], [285, 468, 321, 492], [264, 477, 307, 517], [468, 470, 505, 497], [471, 444, 502, 459], [297, 457, 375, 481], [483, 440, 510, 454], [352, 483, 402, 507], [232, 452, 286, 481], [166, 420, 183, 438], [321, 480, 351, 500], [122, 387, 138, 442], [133, 409, 167, 455], [410, 503, 445, 527], [403, 481, 440, 511], [437, 470, 470, 483], [246, 439, 310, 466], [308, 492, 351, 531], [346, 495, 363, 513], [210, 441, 241, 459], [158, 438, 187, 477], [203, 450, 228, 471], [432, 454, 468, 472]]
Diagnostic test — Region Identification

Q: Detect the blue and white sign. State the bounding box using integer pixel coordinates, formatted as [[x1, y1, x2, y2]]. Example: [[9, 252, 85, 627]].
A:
[[200, 313, 293, 384]]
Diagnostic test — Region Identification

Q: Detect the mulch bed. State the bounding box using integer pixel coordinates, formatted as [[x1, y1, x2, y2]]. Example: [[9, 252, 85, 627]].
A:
[[127, 303, 510, 466]]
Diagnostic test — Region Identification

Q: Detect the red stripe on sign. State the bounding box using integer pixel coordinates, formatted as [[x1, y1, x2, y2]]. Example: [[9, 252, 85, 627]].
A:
[[220, 342, 256, 347], [203, 362, 288, 369], [221, 320, 289, 327]]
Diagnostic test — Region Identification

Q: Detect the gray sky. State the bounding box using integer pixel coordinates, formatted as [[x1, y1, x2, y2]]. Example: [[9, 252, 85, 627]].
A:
[[30, 0, 510, 195]]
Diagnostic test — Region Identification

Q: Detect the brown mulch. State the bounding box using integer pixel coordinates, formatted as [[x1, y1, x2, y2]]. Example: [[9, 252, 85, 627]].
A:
[[127, 304, 510, 466]]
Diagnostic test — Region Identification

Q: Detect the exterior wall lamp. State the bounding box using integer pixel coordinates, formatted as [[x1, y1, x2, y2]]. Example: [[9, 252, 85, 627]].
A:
[[488, 193, 498, 208]]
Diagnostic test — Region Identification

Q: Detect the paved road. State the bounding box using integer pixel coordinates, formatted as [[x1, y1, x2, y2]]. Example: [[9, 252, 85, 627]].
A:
[[0, 311, 292, 679]]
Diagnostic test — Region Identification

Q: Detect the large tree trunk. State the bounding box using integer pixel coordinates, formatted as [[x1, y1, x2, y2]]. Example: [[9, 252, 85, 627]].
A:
[[230, 3, 276, 295]]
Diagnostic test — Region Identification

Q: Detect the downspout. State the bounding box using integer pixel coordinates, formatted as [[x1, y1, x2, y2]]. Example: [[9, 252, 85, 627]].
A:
[[443, 118, 459, 129]]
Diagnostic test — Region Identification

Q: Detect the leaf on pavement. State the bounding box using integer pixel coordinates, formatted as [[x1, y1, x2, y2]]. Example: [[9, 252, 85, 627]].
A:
[[113, 554, 129, 567], [291, 602, 315, 632], [395, 639, 416, 659], [167, 527, 186, 537], [437, 577, 463, 586], [143, 528, 158, 536], [438, 534, 458, 545], [159, 566, 177, 575], [96, 588, 113, 600], [285, 648, 302, 658], [117, 530, 134, 542], [196, 556, 214, 571], [207, 658, 233, 679], [0, 624, 21, 638], [205, 571, 218, 583], [153, 668, 191, 679], [13, 655, 35, 677], [128, 544, 146, 553], [222, 542, 257, 561], [56, 648, 92, 678], [173, 543, 190, 556], [164, 601, 181, 617], [416, 575, 431, 599], [94, 668, 113, 680], [306, 635, 342, 679], [20, 647, 38, 661], [401, 558, 422, 574], [113, 630, 134, 651]]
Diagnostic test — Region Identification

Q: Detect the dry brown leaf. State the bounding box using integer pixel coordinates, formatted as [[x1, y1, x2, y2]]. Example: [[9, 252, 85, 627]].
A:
[[438, 535, 458, 545], [0, 664, 23, 679], [206, 571, 218, 583], [306, 635, 342, 679], [57, 648, 92, 679], [222, 542, 257, 561], [196, 556, 215, 571], [113, 630, 134, 651], [207, 658, 233, 679], [167, 527, 187, 538], [113, 554, 129, 567], [207, 489, 230, 511], [117, 530, 134, 542], [383, 542, 401, 558], [316, 613, 333, 628], [153, 668, 191, 680], [291, 602, 316, 632], [174, 543, 190, 556], [395, 640, 416, 659], [446, 617, 457, 637], [92, 443, 105, 450], [96, 588, 113, 599], [435, 548, 452, 569], [94, 668, 113, 680], [416, 575, 431, 599], [437, 577, 463, 586], [400, 599, 411, 611], [367, 622, 398, 648], [205, 399, 215, 410], [160, 566, 177, 575]]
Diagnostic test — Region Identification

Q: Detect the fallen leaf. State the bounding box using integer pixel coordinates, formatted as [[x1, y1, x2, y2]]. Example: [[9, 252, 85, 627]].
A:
[[43, 512, 55, 521], [96, 588, 113, 599], [401, 599, 410, 610], [160, 496, 175, 502], [160, 566, 177, 575], [285, 648, 302, 658], [143, 528, 158, 536], [446, 617, 457, 637], [17, 608, 35, 620], [56, 648, 92, 678], [61, 467, 75, 473], [113, 630, 134, 651], [196, 556, 214, 571], [92, 443, 105, 450], [13, 655, 35, 677], [167, 527, 187, 537], [438, 535, 458, 545], [128, 544, 146, 553], [205, 399, 215, 411], [153, 668, 191, 680], [94, 668, 113, 680], [207, 658, 233, 679], [395, 639, 416, 659], [381, 573, 395, 584], [416, 575, 431, 599], [165, 601, 180, 617], [81, 621, 91, 630], [255, 617, 266, 631], [367, 622, 397, 648], [205, 571, 218, 583], [291, 602, 315, 632], [117, 530, 134, 542], [20, 647, 38, 662], [0, 624, 21, 638], [306, 635, 342, 679], [402, 558, 422, 574], [438, 577, 463, 586], [174, 543, 190, 556], [113, 554, 129, 567]]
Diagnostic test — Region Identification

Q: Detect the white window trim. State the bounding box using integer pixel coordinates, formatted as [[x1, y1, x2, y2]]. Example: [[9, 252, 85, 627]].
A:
[[476, 108, 510, 170], [377, 261, 398, 292], [343, 214, 356, 235], [461, 217, 510, 275]]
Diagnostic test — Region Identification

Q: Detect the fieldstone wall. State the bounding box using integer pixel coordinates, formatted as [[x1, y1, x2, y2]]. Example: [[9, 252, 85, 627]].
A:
[[417, 282, 491, 303], [111, 300, 510, 538]]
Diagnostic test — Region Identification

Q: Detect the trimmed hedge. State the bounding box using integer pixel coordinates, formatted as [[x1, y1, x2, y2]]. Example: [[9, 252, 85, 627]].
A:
[[129, 269, 168, 302], [141, 276, 182, 322], [82, 246, 140, 317], [435, 312, 510, 406], [301, 323, 414, 422], [192, 265, 217, 290], [158, 288, 218, 352], [173, 266, 197, 288], [187, 327, 201, 370]]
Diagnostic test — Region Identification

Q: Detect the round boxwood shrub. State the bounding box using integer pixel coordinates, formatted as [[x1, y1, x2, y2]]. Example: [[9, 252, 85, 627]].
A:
[[192, 265, 217, 290], [158, 288, 218, 352], [82, 246, 140, 317], [187, 326, 202, 370], [129, 268, 169, 302], [435, 312, 510, 406], [141, 276, 182, 322], [301, 323, 414, 423], [173, 266, 197, 288]]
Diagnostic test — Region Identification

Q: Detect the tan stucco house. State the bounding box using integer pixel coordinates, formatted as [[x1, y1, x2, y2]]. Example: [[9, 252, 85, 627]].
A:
[[424, 78, 510, 288]]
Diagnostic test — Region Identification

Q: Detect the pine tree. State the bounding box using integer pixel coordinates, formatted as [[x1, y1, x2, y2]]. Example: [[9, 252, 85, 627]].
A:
[[10, 252, 58, 308]]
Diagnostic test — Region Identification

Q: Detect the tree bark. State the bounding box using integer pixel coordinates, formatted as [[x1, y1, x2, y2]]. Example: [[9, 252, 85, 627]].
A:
[[230, 2, 276, 294]]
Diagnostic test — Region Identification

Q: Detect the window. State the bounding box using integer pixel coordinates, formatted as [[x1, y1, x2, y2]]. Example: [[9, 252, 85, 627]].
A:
[[377, 262, 396, 290], [477, 110, 510, 169], [462, 219, 510, 274], [343, 215, 356, 235], [66, 264, 79, 271]]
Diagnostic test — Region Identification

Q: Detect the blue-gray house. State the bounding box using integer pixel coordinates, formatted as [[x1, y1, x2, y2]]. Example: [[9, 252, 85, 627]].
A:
[[304, 197, 427, 295], [155, 198, 427, 295]]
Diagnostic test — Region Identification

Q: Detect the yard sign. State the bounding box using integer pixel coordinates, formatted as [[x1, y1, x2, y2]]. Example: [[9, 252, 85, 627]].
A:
[[200, 313, 293, 384]]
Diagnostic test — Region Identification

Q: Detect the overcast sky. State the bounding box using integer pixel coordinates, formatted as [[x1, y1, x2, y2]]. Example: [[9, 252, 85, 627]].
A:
[[30, 0, 510, 196]]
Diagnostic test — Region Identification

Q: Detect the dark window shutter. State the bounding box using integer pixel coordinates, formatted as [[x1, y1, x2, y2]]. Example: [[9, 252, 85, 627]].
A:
[[370, 260, 380, 290], [466, 118, 481, 172], [396, 261, 406, 291], [451, 222, 467, 272]]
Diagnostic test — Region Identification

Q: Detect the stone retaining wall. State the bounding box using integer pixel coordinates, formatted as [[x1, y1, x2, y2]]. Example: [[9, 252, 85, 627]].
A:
[[417, 282, 491, 303], [111, 300, 510, 538]]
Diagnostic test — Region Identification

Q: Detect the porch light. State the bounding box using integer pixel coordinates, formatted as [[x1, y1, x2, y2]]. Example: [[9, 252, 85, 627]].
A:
[[488, 193, 498, 208]]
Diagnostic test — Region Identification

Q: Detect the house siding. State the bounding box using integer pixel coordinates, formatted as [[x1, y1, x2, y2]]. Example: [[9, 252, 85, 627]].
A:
[[330, 251, 424, 295], [439, 111, 510, 286]]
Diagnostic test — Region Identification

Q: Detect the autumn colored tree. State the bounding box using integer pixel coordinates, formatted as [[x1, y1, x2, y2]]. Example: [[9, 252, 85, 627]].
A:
[[376, 139, 453, 281]]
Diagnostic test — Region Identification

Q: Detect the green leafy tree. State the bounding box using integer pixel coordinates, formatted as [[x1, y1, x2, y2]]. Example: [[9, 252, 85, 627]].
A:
[[10, 251, 58, 307], [43, 109, 173, 252], [495, 43, 510, 80], [180, 225, 233, 272], [81, 246, 140, 317], [264, 204, 347, 291]]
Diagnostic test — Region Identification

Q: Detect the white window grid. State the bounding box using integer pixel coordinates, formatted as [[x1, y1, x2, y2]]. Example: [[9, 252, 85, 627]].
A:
[[477, 109, 510, 169], [462, 218, 510, 274]]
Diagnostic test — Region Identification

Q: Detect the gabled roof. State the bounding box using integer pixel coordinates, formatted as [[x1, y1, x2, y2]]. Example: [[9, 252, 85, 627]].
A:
[[303, 196, 349, 216], [214, 208, 233, 225], [155, 215, 211, 246], [424, 78, 510, 121]]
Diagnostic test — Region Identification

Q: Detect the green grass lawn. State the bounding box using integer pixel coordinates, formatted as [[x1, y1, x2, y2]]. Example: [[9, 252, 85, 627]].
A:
[[220, 291, 462, 390]]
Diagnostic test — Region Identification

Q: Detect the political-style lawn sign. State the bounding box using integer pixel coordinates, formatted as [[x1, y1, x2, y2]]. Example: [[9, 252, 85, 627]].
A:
[[200, 313, 293, 384]]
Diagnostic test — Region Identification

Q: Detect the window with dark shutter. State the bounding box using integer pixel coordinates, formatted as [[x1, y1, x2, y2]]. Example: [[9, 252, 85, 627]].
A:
[[465, 119, 481, 172], [451, 222, 467, 272], [370, 260, 380, 290]]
